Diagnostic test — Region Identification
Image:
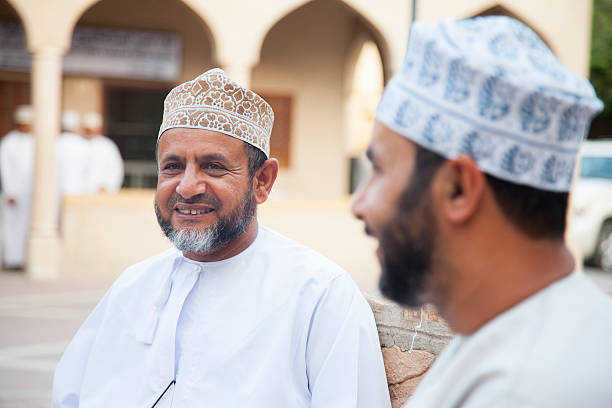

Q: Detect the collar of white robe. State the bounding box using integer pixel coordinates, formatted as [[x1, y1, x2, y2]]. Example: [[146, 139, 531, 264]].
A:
[[134, 256, 183, 344]]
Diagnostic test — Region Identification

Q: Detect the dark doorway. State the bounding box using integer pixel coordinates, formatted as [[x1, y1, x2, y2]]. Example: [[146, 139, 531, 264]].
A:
[[0, 80, 29, 137], [105, 85, 169, 188], [258, 94, 292, 168]]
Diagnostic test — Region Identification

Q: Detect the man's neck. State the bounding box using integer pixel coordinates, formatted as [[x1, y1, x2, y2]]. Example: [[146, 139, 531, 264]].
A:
[[183, 220, 259, 262], [434, 238, 575, 335]]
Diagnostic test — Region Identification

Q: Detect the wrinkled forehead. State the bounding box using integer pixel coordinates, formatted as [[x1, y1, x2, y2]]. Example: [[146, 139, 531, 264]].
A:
[[157, 127, 248, 161]]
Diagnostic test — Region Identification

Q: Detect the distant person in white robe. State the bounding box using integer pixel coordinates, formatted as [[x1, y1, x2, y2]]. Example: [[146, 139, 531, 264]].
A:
[[56, 110, 91, 195], [53, 68, 392, 407], [0, 105, 34, 269], [83, 112, 123, 194], [352, 16, 612, 407]]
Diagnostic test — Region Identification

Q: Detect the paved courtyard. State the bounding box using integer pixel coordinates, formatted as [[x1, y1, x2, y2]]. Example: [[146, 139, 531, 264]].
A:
[[0, 273, 111, 407], [0, 267, 610, 407]]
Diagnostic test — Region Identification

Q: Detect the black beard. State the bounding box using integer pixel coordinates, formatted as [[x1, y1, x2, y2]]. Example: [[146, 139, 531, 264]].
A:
[[154, 184, 256, 254], [377, 180, 436, 308]]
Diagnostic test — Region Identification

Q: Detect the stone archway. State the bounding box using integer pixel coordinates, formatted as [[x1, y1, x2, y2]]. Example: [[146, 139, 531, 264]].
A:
[[74, 0, 216, 82], [0, 0, 30, 137], [474, 4, 555, 53], [68, 0, 217, 188], [252, 0, 388, 197], [255, 0, 392, 82]]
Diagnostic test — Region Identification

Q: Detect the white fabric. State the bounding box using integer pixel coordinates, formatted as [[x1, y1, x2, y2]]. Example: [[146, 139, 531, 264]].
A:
[[404, 272, 612, 408], [61, 110, 80, 133], [56, 132, 92, 195], [53, 227, 391, 407], [376, 17, 603, 192], [13, 105, 33, 125], [82, 112, 102, 130], [0, 130, 34, 267], [87, 135, 123, 193]]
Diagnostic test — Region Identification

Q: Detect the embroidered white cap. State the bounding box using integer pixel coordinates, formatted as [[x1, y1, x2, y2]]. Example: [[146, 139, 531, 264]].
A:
[[158, 68, 274, 157], [13, 105, 33, 125], [83, 112, 103, 130], [376, 16, 603, 192], [61, 110, 81, 133]]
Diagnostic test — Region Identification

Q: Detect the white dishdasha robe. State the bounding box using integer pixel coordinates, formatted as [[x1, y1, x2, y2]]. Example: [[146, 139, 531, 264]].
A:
[[53, 226, 392, 408], [56, 132, 92, 196], [0, 130, 34, 268], [87, 135, 123, 194], [404, 272, 612, 408]]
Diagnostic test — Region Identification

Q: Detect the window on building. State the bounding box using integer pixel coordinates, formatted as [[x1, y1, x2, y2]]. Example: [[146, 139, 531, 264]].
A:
[[105, 85, 169, 188], [258, 94, 292, 168], [0, 80, 29, 137]]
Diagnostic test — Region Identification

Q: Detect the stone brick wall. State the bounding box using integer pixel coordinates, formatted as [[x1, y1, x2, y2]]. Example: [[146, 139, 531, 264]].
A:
[[366, 294, 454, 408]]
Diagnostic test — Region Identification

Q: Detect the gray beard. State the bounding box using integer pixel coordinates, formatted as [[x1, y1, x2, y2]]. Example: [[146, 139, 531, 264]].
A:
[[165, 224, 221, 253], [155, 184, 256, 254]]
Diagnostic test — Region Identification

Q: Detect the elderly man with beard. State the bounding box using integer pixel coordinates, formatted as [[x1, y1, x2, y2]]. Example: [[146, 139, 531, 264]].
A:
[[53, 68, 391, 408], [352, 16, 612, 407]]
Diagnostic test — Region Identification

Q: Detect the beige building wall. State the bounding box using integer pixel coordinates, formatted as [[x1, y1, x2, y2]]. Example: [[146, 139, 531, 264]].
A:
[[0, 0, 598, 278], [5, 0, 594, 80], [252, 0, 374, 197], [345, 40, 384, 157], [60, 0, 215, 122], [417, 0, 594, 77], [76, 0, 215, 83], [62, 77, 103, 119]]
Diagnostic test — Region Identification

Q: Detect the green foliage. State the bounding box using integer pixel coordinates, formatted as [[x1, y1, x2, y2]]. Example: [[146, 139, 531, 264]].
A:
[[591, 0, 612, 118]]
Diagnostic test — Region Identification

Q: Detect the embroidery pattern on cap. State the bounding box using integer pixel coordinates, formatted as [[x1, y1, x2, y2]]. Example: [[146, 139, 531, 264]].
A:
[[375, 16, 603, 192], [158, 69, 274, 157]]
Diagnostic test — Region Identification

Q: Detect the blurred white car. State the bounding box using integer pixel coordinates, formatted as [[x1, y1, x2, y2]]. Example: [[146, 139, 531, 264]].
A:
[[569, 139, 612, 272]]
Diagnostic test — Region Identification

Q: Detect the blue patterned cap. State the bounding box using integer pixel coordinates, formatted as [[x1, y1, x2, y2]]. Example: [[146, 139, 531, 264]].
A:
[[376, 16, 603, 192]]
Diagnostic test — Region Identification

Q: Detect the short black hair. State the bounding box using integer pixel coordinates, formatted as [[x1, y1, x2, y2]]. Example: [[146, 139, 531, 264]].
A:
[[484, 173, 568, 239], [244, 143, 267, 178], [413, 145, 568, 240]]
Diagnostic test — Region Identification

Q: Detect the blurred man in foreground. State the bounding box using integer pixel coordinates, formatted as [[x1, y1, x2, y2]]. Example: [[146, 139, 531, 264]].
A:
[[53, 68, 391, 407], [352, 16, 612, 407], [0, 105, 34, 269], [83, 112, 124, 194]]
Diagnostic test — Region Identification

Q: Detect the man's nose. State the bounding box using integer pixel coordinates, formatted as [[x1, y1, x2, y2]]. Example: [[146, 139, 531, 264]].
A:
[[351, 182, 366, 221], [176, 165, 206, 199]]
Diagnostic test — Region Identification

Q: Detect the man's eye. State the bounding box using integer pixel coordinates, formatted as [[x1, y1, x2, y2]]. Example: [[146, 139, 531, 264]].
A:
[[206, 163, 226, 172], [162, 163, 182, 171]]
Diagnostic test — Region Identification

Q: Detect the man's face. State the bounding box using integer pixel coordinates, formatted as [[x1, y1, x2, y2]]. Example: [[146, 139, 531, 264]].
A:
[[83, 127, 99, 139], [155, 128, 256, 255], [352, 122, 438, 307], [17, 124, 32, 133]]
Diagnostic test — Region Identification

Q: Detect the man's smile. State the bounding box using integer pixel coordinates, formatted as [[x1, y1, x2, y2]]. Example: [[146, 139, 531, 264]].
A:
[[173, 203, 216, 219]]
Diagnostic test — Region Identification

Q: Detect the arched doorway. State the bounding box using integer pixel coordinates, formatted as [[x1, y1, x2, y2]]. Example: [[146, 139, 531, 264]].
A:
[[473, 4, 554, 53], [0, 0, 30, 138], [344, 39, 384, 192], [252, 0, 388, 197], [70, 0, 215, 187]]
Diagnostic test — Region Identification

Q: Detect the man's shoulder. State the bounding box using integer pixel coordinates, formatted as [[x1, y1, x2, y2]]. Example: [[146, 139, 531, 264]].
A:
[[259, 226, 347, 282], [447, 273, 612, 407], [93, 136, 118, 149], [114, 247, 180, 287], [1, 130, 17, 139], [1, 131, 24, 144]]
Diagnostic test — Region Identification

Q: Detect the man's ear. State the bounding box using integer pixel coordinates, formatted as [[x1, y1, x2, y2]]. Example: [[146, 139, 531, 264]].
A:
[[437, 155, 485, 225], [252, 158, 279, 204]]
